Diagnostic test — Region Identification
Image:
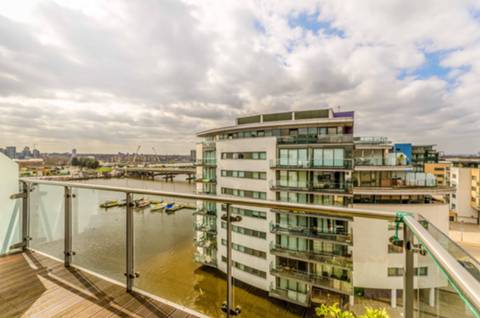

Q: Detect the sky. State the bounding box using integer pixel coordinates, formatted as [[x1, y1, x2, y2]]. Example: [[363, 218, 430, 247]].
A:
[[0, 0, 479, 155]]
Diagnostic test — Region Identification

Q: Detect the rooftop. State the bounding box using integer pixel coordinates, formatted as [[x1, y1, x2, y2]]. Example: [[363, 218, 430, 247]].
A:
[[197, 108, 354, 137]]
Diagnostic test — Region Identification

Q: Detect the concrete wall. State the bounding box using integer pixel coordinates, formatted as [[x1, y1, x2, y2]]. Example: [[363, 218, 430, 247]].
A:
[[352, 203, 449, 290], [0, 153, 21, 255]]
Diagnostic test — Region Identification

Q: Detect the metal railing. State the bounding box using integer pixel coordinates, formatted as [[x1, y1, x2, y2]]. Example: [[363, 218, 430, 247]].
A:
[[8, 177, 480, 318], [277, 134, 354, 144], [270, 159, 353, 170]]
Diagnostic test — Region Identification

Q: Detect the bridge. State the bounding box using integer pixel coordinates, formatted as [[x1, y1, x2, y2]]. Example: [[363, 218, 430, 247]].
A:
[[123, 166, 196, 182]]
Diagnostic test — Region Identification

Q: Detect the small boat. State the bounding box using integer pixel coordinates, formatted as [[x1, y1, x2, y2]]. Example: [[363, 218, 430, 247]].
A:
[[165, 202, 184, 214], [100, 200, 119, 209], [150, 202, 167, 212], [135, 198, 151, 209]]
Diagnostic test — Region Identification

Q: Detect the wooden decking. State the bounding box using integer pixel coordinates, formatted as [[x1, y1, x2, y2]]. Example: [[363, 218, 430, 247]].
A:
[[0, 251, 201, 318]]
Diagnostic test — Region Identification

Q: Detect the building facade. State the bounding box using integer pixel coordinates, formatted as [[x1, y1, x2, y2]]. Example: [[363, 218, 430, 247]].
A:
[[448, 158, 480, 224], [194, 109, 452, 309]]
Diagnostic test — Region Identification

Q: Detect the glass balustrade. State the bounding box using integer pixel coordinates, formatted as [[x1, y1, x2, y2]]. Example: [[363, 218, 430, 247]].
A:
[[2, 176, 480, 318], [29, 184, 65, 260], [71, 187, 126, 282]]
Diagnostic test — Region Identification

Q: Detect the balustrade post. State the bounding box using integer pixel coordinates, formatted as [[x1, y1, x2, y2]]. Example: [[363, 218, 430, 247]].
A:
[[21, 182, 31, 251], [64, 186, 74, 267], [221, 203, 241, 316], [403, 225, 414, 318], [126, 192, 136, 292]]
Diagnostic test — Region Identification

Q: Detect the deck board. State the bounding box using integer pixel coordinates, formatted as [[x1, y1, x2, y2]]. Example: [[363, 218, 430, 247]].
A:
[[0, 251, 201, 318]]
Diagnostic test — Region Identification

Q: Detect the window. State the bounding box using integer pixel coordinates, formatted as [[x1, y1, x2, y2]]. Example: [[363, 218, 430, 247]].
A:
[[223, 206, 267, 219], [221, 257, 267, 278], [221, 170, 266, 180], [388, 267, 428, 276], [221, 222, 267, 239], [221, 240, 266, 259], [221, 152, 267, 160]]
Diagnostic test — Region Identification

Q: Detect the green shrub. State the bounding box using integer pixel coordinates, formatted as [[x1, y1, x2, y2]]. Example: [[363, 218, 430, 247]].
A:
[[315, 303, 389, 318]]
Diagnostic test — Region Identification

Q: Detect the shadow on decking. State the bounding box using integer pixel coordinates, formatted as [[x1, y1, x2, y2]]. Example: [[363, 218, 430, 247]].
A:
[[0, 251, 196, 317]]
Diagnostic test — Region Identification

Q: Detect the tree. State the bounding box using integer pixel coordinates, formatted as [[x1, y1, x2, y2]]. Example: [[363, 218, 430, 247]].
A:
[[316, 304, 389, 318]]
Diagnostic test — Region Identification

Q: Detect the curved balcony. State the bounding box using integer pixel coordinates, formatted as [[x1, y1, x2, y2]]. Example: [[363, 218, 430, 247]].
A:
[[270, 223, 352, 244], [277, 134, 353, 145], [270, 264, 353, 295], [270, 243, 352, 269]]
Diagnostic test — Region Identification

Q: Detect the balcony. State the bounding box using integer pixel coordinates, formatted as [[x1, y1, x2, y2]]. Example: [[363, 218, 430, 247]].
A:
[[270, 159, 353, 170], [0, 251, 199, 317], [195, 177, 217, 184], [270, 264, 353, 295], [193, 252, 217, 267], [270, 223, 353, 244], [270, 243, 353, 269], [201, 140, 216, 149], [270, 180, 352, 194], [354, 157, 413, 171], [194, 235, 217, 248], [194, 222, 217, 234], [277, 134, 353, 145], [195, 159, 217, 167], [192, 208, 216, 216], [1, 167, 479, 317], [269, 284, 311, 307]]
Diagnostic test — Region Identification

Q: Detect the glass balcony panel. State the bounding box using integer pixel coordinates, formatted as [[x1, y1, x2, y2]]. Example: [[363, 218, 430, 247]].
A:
[[29, 184, 65, 259], [71, 188, 125, 282], [0, 155, 21, 255]]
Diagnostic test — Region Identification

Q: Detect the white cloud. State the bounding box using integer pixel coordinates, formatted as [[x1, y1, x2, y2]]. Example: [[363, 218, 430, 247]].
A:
[[0, 0, 479, 154]]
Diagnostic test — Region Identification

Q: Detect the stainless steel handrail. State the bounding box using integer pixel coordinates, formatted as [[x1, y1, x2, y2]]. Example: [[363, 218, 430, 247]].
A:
[[19, 177, 480, 315], [19, 178, 396, 220], [404, 215, 480, 315]]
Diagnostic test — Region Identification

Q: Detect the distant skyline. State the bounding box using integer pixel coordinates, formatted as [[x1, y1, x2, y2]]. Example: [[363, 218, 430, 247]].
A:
[[0, 1, 479, 154]]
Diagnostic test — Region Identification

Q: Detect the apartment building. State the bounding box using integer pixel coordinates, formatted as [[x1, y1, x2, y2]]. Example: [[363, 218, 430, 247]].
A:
[[448, 157, 480, 224], [424, 162, 451, 187], [194, 109, 452, 309]]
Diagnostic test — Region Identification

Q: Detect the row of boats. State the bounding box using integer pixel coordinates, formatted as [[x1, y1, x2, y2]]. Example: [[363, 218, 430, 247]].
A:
[[99, 198, 188, 214]]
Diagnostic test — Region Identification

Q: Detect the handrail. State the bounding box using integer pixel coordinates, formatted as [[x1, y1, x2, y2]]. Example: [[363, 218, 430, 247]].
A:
[[403, 215, 480, 315], [19, 178, 396, 220], [18, 177, 480, 315]]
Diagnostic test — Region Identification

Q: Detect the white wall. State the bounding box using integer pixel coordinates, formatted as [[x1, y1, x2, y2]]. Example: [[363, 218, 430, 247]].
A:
[[215, 137, 277, 290], [451, 167, 477, 223], [352, 203, 449, 290], [0, 153, 21, 255]]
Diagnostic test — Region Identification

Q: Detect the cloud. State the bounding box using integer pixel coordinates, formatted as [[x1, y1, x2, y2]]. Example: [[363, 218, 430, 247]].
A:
[[0, 0, 479, 154]]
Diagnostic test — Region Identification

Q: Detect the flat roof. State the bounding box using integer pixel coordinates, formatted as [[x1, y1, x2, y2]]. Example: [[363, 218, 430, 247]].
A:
[[197, 108, 354, 137]]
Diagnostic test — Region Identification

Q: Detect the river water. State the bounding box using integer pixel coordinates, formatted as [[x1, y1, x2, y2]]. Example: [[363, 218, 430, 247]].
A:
[[29, 178, 310, 318]]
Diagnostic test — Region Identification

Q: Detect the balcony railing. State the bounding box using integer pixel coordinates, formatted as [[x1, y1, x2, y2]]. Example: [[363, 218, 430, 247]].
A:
[[195, 177, 217, 184], [194, 235, 217, 248], [192, 208, 216, 216], [277, 134, 354, 145], [2, 176, 479, 318], [195, 159, 217, 167], [269, 283, 311, 307], [270, 242, 353, 269], [194, 222, 217, 233], [354, 157, 411, 167], [270, 264, 353, 295], [270, 180, 352, 194], [270, 159, 353, 170], [270, 223, 353, 244]]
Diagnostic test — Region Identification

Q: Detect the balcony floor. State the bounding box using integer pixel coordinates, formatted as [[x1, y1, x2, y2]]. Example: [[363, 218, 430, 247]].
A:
[[0, 251, 199, 318]]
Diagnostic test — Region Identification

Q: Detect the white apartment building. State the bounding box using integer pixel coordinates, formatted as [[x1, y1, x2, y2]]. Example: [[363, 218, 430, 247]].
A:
[[448, 158, 480, 224], [194, 109, 453, 309]]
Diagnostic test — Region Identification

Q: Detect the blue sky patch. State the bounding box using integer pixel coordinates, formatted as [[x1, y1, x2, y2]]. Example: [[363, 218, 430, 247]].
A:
[[288, 11, 345, 38]]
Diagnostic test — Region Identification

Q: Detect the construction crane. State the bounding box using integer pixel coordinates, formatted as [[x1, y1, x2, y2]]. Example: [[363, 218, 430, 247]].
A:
[[132, 145, 141, 165], [152, 147, 161, 163]]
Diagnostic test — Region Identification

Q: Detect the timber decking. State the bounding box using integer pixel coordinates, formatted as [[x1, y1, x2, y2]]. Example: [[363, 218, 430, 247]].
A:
[[0, 251, 200, 318]]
